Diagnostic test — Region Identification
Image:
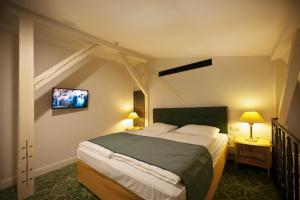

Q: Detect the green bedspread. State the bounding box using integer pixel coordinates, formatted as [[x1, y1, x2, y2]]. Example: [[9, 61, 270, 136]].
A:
[[89, 132, 213, 200]]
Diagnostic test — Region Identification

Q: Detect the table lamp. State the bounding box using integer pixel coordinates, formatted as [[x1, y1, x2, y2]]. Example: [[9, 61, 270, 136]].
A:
[[127, 112, 139, 128], [240, 111, 264, 141]]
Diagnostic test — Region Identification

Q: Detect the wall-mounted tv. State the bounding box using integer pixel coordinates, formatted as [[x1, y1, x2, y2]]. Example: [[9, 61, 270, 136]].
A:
[[52, 88, 89, 109]]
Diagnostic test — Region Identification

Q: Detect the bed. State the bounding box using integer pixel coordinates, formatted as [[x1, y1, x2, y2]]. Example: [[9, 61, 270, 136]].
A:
[[77, 106, 228, 200]]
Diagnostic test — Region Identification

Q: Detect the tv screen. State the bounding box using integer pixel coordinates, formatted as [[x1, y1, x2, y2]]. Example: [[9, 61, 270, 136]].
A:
[[52, 88, 88, 109]]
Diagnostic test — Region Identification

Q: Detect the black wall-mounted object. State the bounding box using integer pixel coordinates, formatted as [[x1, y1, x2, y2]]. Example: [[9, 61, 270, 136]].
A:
[[133, 90, 145, 127], [158, 59, 212, 77], [51, 88, 89, 109]]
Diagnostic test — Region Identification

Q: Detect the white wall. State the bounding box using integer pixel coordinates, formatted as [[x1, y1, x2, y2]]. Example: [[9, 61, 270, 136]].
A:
[[273, 59, 288, 115], [274, 59, 300, 139], [272, 44, 300, 139], [34, 58, 135, 174], [0, 31, 18, 189], [149, 56, 275, 141], [0, 30, 135, 189], [287, 83, 300, 138]]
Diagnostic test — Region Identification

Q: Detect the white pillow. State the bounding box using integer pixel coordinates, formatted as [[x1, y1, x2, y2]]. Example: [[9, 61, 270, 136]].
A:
[[144, 123, 177, 132], [176, 124, 220, 137]]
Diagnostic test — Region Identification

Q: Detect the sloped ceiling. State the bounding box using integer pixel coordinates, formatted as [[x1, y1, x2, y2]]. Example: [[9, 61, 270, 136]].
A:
[[8, 0, 291, 58]]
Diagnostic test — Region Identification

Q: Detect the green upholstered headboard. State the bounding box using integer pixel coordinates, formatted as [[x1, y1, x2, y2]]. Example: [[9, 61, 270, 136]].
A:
[[153, 106, 228, 134]]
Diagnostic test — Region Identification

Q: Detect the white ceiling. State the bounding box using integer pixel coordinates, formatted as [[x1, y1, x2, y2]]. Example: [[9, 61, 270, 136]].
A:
[[9, 0, 291, 58]]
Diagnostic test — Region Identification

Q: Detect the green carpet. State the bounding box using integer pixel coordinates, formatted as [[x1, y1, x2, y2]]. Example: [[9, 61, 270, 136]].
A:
[[0, 161, 281, 200]]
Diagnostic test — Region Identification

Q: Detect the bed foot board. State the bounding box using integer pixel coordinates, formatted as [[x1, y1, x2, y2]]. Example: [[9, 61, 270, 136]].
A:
[[205, 145, 227, 200], [77, 145, 227, 200], [77, 160, 143, 200]]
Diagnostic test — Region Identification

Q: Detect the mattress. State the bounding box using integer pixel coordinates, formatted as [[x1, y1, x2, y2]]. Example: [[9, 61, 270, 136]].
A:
[[77, 131, 228, 200]]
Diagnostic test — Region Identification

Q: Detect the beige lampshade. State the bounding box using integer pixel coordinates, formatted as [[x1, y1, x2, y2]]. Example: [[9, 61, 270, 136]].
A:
[[240, 111, 264, 124], [127, 112, 139, 119]]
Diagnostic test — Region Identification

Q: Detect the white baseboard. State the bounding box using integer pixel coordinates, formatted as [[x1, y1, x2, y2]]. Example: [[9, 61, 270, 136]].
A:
[[0, 156, 77, 190], [34, 156, 77, 177], [0, 177, 16, 190]]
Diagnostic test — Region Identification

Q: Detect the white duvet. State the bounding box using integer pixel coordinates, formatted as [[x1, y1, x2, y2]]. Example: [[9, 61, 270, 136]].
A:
[[79, 141, 113, 158], [79, 131, 216, 185], [112, 153, 181, 184]]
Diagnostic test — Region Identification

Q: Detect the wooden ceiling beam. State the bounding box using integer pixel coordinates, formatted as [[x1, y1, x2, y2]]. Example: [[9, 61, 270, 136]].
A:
[[119, 54, 148, 97], [119, 53, 149, 125], [34, 43, 97, 91]]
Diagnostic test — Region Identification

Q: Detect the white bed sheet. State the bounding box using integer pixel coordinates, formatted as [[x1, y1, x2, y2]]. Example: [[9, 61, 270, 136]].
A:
[[77, 132, 228, 200]]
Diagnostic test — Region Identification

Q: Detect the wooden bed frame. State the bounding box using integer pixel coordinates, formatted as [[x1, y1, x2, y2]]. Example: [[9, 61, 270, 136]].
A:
[[77, 145, 227, 200], [77, 106, 228, 199]]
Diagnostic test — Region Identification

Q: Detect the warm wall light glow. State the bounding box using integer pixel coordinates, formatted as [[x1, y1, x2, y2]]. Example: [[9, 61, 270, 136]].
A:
[[110, 101, 134, 132], [121, 119, 133, 128], [242, 99, 260, 108], [112, 119, 133, 132], [239, 122, 251, 135], [119, 102, 133, 113], [237, 122, 264, 136], [229, 120, 271, 140], [235, 97, 263, 110]]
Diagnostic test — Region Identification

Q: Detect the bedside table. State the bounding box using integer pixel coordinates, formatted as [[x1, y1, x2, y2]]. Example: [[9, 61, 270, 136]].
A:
[[227, 144, 236, 161], [234, 136, 272, 175]]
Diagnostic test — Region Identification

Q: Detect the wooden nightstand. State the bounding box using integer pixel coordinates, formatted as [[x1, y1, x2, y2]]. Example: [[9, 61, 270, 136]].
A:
[[227, 144, 236, 161], [234, 136, 272, 175]]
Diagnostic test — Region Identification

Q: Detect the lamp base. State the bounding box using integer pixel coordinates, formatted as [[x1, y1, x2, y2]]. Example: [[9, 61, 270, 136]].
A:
[[127, 126, 143, 131], [246, 138, 258, 142]]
